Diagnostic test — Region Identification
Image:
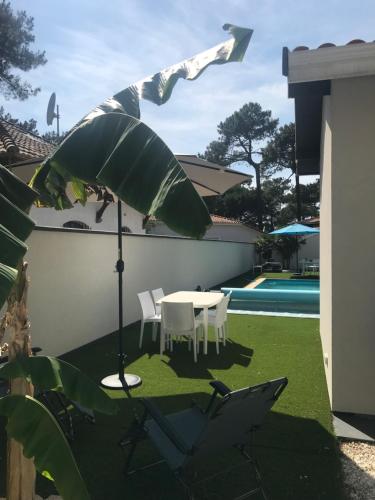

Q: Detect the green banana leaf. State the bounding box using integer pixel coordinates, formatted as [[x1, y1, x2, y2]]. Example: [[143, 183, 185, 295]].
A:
[[0, 165, 38, 309], [30, 24, 253, 239], [85, 23, 253, 120], [0, 394, 90, 500], [0, 262, 18, 307], [0, 193, 35, 241], [0, 356, 118, 415], [32, 113, 212, 237], [0, 223, 28, 268], [0, 164, 38, 212]]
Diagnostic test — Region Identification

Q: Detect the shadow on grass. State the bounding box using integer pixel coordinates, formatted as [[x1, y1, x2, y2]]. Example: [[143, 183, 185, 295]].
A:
[[62, 322, 254, 382], [20, 390, 345, 500], [160, 338, 253, 379]]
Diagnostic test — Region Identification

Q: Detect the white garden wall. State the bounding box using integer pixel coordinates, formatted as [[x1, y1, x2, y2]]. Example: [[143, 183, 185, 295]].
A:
[[25, 228, 254, 356], [299, 234, 319, 261], [29, 202, 145, 234]]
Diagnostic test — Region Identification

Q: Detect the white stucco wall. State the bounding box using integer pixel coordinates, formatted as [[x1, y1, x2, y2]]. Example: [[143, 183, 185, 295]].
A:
[[299, 234, 320, 261], [320, 96, 333, 404], [204, 224, 261, 243], [23, 228, 255, 356], [321, 76, 375, 415], [149, 221, 261, 243], [29, 202, 145, 234]]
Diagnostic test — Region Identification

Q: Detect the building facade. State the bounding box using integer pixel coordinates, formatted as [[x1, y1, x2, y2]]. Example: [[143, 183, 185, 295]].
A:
[[284, 40, 375, 415]]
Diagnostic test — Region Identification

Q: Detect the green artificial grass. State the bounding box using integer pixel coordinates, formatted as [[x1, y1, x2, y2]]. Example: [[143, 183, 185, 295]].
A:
[[4, 314, 342, 500]]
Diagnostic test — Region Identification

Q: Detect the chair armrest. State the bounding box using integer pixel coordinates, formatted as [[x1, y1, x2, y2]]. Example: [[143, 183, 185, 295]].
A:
[[209, 381, 231, 397], [205, 381, 232, 413], [141, 398, 193, 455]]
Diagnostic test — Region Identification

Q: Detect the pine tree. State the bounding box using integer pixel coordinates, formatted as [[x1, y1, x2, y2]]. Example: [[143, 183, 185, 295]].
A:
[[0, 1, 47, 100]]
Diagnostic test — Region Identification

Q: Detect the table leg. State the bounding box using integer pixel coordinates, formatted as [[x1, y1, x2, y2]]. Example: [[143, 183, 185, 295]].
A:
[[203, 307, 208, 355]]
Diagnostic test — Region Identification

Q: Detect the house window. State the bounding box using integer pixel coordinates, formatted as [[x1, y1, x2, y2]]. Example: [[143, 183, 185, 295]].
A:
[[63, 220, 91, 230]]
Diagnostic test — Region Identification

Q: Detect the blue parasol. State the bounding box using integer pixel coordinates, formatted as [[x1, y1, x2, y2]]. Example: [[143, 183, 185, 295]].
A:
[[269, 223, 319, 272]]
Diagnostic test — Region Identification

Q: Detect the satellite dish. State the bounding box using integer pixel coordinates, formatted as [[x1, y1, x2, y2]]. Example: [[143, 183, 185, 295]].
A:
[[46, 92, 60, 136]]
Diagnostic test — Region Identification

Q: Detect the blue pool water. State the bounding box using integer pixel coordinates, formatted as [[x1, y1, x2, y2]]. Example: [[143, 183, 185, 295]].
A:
[[222, 279, 320, 316], [256, 279, 319, 291]]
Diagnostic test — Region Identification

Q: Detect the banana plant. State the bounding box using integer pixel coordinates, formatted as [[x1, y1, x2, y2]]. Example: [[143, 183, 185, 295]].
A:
[[31, 24, 253, 238], [0, 165, 118, 500], [0, 23, 252, 499]]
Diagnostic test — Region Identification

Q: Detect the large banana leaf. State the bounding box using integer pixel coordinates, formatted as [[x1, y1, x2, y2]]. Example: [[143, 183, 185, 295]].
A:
[[0, 394, 90, 500], [82, 23, 253, 120], [0, 223, 28, 267], [0, 355, 118, 415], [30, 24, 253, 239], [0, 165, 37, 308], [0, 262, 18, 308], [0, 193, 35, 241], [32, 113, 212, 237], [0, 164, 38, 212]]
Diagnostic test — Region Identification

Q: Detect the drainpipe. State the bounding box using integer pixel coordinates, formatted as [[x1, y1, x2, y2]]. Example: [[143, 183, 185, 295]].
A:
[[295, 160, 302, 221]]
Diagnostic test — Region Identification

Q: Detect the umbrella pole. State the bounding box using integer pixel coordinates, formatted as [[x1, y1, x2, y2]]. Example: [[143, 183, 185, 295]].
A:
[[100, 200, 142, 393], [116, 200, 129, 395], [296, 236, 299, 273]]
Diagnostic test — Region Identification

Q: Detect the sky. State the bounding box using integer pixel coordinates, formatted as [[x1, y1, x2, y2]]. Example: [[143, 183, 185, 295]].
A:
[[4, 0, 375, 182]]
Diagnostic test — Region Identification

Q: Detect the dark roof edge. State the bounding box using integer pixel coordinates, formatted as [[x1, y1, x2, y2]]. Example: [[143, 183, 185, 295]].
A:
[[282, 47, 289, 77]]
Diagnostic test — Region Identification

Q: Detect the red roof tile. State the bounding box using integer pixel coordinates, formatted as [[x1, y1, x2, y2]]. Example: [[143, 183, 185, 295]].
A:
[[210, 214, 241, 225], [292, 39, 371, 52], [0, 119, 54, 164]]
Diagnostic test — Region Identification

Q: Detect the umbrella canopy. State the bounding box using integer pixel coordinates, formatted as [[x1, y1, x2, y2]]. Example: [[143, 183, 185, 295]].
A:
[[269, 223, 319, 272], [8, 154, 251, 201], [176, 155, 250, 197], [269, 223, 319, 236]]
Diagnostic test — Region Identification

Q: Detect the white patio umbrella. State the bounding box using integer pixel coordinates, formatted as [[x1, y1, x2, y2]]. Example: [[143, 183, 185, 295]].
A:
[[9, 155, 251, 391], [176, 155, 251, 197]]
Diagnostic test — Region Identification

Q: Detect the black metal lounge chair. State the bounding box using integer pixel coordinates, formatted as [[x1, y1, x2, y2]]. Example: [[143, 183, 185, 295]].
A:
[[121, 377, 288, 499]]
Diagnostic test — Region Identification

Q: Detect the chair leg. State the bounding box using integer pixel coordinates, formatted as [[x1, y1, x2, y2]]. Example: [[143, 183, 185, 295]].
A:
[[139, 320, 145, 349], [160, 327, 165, 356], [215, 327, 220, 355], [223, 321, 227, 345], [152, 322, 157, 341], [193, 332, 197, 363], [198, 325, 203, 354]]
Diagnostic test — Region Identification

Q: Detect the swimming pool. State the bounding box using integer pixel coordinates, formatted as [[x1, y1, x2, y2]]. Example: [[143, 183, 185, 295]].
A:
[[222, 279, 320, 316]]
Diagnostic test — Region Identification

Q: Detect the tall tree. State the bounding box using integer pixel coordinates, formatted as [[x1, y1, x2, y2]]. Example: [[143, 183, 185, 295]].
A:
[[263, 122, 302, 221], [204, 182, 257, 223], [0, 1, 47, 100], [279, 180, 319, 224], [262, 177, 291, 232], [41, 130, 68, 144], [202, 102, 278, 230]]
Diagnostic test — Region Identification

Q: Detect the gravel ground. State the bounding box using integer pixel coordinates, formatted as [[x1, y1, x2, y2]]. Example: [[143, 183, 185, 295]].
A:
[[340, 441, 375, 499]]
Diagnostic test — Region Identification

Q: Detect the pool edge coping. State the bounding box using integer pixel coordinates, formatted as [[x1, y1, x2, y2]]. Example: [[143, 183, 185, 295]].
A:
[[245, 277, 266, 289], [228, 309, 320, 319]]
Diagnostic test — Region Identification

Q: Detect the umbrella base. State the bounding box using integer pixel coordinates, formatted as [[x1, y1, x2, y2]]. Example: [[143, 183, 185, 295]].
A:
[[100, 373, 142, 390]]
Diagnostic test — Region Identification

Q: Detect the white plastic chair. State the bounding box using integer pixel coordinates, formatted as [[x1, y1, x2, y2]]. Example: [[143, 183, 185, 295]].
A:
[[151, 288, 164, 315], [200, 292, 231, 354], [160, 302, 202, 363], [137, 291, 161, 349]]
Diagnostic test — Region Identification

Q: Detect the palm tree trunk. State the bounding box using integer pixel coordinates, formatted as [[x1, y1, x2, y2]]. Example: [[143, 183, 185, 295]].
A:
[[4, 262, 36, 500]]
